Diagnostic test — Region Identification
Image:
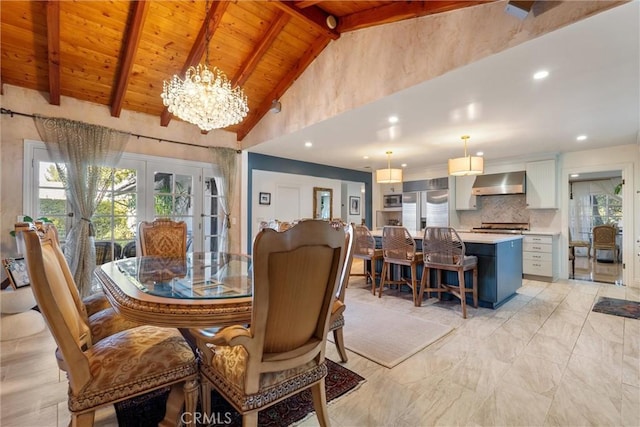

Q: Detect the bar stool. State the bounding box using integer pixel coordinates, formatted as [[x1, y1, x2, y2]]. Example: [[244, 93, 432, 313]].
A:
[[379, 226, 422, 306], [420, 227, 478, 318], [349, 224, 384, 294]]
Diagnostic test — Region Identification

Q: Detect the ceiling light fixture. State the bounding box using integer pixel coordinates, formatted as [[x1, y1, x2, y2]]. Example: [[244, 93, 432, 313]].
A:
[[533, 70, 549, 80], [376, 151, 403, 184], [576, 135, 587, 141], [448, 135, 484, 176], [160, 0, 248, 131]]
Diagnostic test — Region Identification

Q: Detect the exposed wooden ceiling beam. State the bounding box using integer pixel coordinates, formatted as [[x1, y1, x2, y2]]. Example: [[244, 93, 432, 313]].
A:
[[295, 1, 324, 8], [111, 0, 149, 118], [232, 11, 290, 87], [339, 1, 492, 32], [237, 35, 332, 142], [46, 1, 60, 105], [271, 1, 340, 40], [160, 1, 230, 127]]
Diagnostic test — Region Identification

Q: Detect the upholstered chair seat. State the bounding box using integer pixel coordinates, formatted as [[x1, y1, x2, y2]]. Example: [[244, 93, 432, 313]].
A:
[[69, 325, 197, 412], [199, 341, 327, 412]]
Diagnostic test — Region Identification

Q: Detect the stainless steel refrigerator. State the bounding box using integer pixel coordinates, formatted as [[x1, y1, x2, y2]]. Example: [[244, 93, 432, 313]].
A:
[[402, 190, 449, 230]]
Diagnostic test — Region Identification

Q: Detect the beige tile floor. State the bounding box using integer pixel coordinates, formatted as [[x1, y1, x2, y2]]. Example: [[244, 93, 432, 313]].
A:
[[1, 261, 639, 427]]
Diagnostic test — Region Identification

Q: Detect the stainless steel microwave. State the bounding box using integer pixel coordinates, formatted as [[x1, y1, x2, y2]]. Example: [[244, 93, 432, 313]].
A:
[[383, 194, 402, 208]]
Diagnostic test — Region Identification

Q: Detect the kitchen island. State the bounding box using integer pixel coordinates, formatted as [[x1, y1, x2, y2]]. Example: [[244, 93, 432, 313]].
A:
[[371, 229, 523, 309]]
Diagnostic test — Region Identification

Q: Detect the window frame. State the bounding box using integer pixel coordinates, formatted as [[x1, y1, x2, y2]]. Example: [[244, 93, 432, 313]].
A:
[[24, 140, 220, 254]]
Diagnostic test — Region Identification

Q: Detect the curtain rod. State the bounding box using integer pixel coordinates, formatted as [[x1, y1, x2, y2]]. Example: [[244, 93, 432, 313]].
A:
[[0, 107, 241, 153]]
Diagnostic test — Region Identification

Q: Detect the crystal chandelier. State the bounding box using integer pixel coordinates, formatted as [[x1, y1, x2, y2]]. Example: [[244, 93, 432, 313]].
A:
[[160, 2, 248, 131]]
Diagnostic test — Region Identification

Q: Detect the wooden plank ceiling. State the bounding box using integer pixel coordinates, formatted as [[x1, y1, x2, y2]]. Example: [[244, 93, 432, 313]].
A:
[[1, 1, 490, 141]]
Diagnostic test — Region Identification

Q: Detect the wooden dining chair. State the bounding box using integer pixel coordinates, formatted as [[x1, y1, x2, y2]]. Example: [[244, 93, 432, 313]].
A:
[[379, 226, 423, 306], [328, 223, 354, 363], [19, 226, 199, 427], [350, 224, 384, 295], [138, 218, 188, 257], [420, 227, 478, 318], [190, 220, 346, 427]]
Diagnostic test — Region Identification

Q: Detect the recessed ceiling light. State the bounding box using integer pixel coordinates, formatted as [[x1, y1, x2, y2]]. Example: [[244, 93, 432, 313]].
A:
[[533, 70, 549, 80], [476, 151, 484, 156], [363, 155, 369, 159], [401, 163, 407, 168], [576, 135, 587, 141], [388, 116, 399, 124], [571, 173, 580, 178], [304, 141, 312, 147]]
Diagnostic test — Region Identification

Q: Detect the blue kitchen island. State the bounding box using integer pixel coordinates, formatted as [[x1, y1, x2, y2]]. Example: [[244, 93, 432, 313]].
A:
[[371, 230, 523, 309]]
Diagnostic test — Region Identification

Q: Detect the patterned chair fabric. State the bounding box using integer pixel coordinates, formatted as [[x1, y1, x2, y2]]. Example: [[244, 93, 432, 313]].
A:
[[138, 218, 188, 257], [592, 224, 619, 262], [19, 227, 199, 427], [380, 226, 423, 306], [350, 224, 384, 294], [191, 220, 346, 427], [420, 227, 478, 318]]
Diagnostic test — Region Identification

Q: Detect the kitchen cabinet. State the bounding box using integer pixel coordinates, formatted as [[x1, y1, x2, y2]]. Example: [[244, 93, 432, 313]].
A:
[[523, 234, 558, 282], [526, 159, 557, 209], [455, 175, 477, 210]]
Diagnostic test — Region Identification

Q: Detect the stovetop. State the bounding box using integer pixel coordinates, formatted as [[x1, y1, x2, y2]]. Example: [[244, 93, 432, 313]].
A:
[[471, 222, 530, 234]]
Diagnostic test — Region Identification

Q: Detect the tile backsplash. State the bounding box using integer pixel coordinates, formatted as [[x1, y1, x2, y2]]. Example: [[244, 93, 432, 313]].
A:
[[458, 194, 561, 232]]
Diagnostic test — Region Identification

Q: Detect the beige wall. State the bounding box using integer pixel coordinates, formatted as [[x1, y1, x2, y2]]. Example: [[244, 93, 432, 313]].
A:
[[0, 85, 240, 263]]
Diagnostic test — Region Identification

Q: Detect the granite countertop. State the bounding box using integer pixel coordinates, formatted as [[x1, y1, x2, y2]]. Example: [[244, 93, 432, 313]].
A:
[[371, 229, 523, 244]]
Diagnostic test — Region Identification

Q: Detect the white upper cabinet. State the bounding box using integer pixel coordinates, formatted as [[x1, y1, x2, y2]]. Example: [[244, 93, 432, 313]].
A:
[[455, 175, 477, 210], [526, 159, 557, 209]]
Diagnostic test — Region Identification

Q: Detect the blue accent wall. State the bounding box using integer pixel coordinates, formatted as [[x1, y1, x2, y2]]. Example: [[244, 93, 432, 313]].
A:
[[247, 153, 372, 250]]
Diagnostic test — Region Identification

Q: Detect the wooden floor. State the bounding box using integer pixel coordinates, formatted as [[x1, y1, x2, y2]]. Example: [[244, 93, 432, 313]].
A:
[[1, 260, 639, 426], [570, 255, 624, 284]]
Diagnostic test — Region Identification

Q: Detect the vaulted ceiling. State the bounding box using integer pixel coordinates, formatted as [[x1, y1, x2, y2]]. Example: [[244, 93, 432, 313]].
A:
[[0, 1, 491, 140]]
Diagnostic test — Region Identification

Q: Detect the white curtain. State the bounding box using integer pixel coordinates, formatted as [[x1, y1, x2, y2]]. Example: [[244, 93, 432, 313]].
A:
[[34, 115, 129, 297], [569, 181, 592, 244], [209, 147, 239, 253]]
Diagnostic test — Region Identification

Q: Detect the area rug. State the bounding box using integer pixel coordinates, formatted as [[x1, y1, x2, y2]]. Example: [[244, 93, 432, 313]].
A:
[[335, 298, 453, 368], [115, 358, 365, 427], [592, 297, 640, 319]]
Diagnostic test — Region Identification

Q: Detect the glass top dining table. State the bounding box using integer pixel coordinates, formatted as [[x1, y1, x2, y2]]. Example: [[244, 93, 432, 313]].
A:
[[95, 252, 253, 328]]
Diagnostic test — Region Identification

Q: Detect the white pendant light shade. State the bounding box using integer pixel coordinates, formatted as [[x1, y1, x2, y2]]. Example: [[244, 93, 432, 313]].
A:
[[448, 135, 484, 176], [376, 167, 403, 183], [376, 151, 403, 183]]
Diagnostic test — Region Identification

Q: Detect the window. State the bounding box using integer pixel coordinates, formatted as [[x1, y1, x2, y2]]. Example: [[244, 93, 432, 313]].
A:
[[569, 179, 622, 243], [203, 177, 222, 252], [25, 142, 219, 254]]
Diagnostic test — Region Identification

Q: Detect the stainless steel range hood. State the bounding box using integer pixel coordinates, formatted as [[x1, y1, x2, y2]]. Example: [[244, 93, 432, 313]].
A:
[[471, 171, 526, 195]]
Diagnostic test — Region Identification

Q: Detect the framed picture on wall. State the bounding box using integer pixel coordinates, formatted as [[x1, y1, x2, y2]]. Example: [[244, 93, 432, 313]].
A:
[[259, 192, 271, 205], [349, 196, 360, 215], [3, 258, 30, 289]]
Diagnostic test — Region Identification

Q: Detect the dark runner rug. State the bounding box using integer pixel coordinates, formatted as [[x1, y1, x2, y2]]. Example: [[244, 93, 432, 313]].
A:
[[115, 359, 365, 427], [592, 297, 640, 319]]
